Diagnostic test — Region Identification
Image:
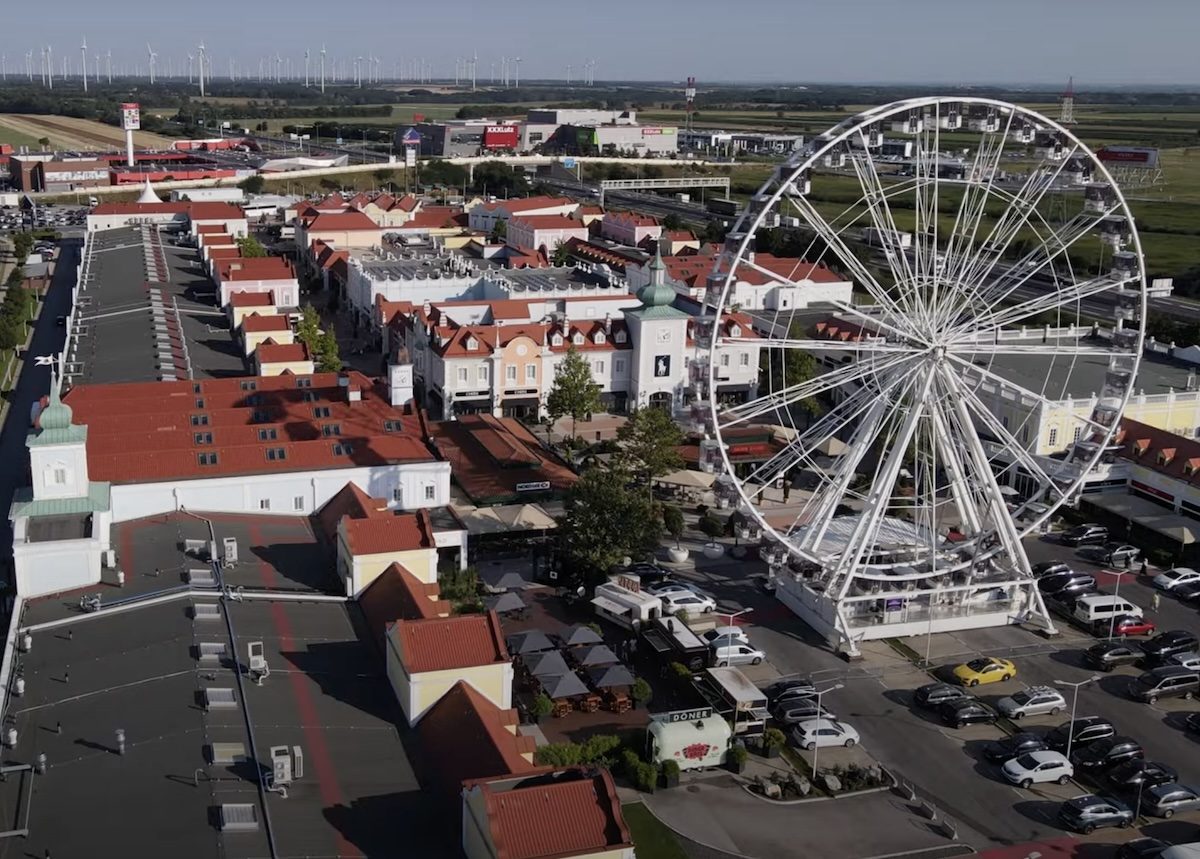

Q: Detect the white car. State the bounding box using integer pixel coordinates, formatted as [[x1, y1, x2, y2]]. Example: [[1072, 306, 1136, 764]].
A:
[[1153, 567, 1200, 592], [660, 592, 716, 615], [647, 582, 704, 598], [1169, 651, 1200, 671], [1002, 750, 1074, 788], [702, 626, 749, 646], [997, 685, 1067, 719], [790, 718, 859, 750], [712, 643, 765, 667]]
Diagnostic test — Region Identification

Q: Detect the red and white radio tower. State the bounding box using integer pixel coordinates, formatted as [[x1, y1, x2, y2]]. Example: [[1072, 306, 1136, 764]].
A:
[[685, 76, 696, 131], [1059, 76, 1077, 125]]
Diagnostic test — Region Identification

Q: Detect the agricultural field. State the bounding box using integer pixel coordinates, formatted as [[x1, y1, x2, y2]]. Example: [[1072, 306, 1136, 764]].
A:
[[248, 102, 530, 132], [0, 114, 172, 150]]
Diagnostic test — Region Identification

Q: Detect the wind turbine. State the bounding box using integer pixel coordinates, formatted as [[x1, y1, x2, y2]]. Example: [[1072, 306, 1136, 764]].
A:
[[471, 52, 477, 91], [197, 42, 206, 97], [304, 48, 309, 87], [147, 43, 156, 84], [187, 52, 194, 84], [513, 56, 520, 88], [107, 49, 112, 83], [26, 50, 33, 82], [46, 45, 53, 89], [320, 44, 326, 94], [80, 36, 87, 92]]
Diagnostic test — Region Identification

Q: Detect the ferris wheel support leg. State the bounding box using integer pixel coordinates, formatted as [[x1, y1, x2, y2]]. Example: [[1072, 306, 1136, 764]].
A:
[[833, 609, 862, 660], [1021, 581, 1059, 637]]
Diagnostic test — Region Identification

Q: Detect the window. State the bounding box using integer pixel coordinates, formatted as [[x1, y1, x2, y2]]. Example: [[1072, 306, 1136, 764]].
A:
[[720, 353, 730, 367], [740, 353, 750, 367], [194, 432, 213, 445], [1020, 425, 1029, 444], [424, 485, 436, 501], [457, 367, 468, 383], [266, 447, 286, 461], [730, 325, 742, 338], [552, 333, 563, 347], [525, 364, 536, 381], [594, 360, 605, 374], [506, 365, 517, 383], [393, 488, 404, 502], [477, 365, 488, 383], [251, 409, 270, 423], [303, 391, 317, 402], [192, 383, 202, 394], [313, 406, 331, 418], [1048, 428, 1058, 447], [1073, 427, 1082, 442], [322, 424, 341, 437], [245, 393, 261, 406], [195, 398, 206, 409], [241, 380, 258, 392], [332, 443, 355, 456], [259, 499, 271, 510], [466, 337, 478, 350], [615, 358, 626, 374], [198, 452, 219, 466], [295, 377, 312, 388], [52, 466, 67, 485], [594, 331, 606, 345], [572, 332, 584, 346], [294, 496, 305, 511], [384, 420, 403, 432], [191, 414, 210, 426], [257, 428, 278, 441], [615, 330, 627, 344]]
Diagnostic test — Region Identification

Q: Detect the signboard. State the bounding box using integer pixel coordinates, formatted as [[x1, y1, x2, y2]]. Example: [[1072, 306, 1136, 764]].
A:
[[45, 169, 109, 183], [483, 125, 519, 150], [120, 102, 141, 131], [1097, 146, 1159, 168], [404, 147, 417, 168], [516, 481, 551, 492], [1131, 479, 1173, 502], [616, 575, 641, 593], [884, 597, 905, 612], [641, 127, 677, 136], [412, 113, 425, 123], [654, 707, 715, 724], [401, 128, 421, 146], [654, 355, 671, 378], [563, 157, 577, 169]]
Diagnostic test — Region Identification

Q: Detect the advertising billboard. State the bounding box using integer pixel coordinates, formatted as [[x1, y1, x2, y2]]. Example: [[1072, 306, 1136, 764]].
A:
[[483, 125, 519, 149], [1097, 146, 1159, 168], [120, 103, 141, 131]]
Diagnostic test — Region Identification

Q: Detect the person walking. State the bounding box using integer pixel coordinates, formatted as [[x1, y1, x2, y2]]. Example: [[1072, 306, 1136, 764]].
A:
[[1150, 591, 1161, 613], [1140, 560, 1148, 578]]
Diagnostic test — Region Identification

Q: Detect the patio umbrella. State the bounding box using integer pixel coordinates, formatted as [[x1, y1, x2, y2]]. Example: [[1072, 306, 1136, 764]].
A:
[[586, 664, 635, 689], [506, 629, 555, 655], [998, 485, 1020, 497], [558, 624, 603, 648], [539, 672, 589, 699], [482, 569, 531, 593], [573, 644, 620, 667], [485, 592, 527, 614], [525, 650, 570, 678]]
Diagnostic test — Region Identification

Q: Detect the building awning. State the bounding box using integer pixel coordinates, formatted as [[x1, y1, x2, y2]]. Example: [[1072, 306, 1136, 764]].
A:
[[591, 595, 630, 616], [1083, 492, 1198, 544]]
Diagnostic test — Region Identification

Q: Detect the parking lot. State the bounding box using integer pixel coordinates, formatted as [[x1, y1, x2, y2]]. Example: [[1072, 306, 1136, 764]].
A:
[[664, 531, 1200, 853]]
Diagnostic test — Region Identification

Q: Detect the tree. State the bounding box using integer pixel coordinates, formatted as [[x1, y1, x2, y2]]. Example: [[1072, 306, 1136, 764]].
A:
[[471, 160, 528, 197], [545, 345, 600, 445], [0, 318, 21, 351], [661, 213, 684, 231], [238, 175, 265, 194], [558, 466, 662, 585], [616, 407, 684, 496], [698, 512, 724, 541], [662, 504, 685, 549], [12, 233, 32, 263], [236, 235, 268, 258], [314, 330, 342, 372], [295, 305, 321, 347], [37, 137, 50, 150], [759, 318, 822, 418], [490, 218, 507, 242], [551, 242, 572, 267]]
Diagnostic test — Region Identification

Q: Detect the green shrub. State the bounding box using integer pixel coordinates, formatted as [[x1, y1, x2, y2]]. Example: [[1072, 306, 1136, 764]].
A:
[[669, 661, 693, 680], [661, 759, 680, 778], [579, 734, 621, 765], [728, 745, 748, 766], [631, 677, 653, 705], [762, 728, 787, 751], [534, 742, 582, 767], [530, 693, 554, 718], [634, 761, 658, 792], [621, 748, 642, 780]]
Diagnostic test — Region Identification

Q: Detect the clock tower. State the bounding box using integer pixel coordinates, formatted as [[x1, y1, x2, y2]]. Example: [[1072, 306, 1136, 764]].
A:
[[624, 245, 690, 410]]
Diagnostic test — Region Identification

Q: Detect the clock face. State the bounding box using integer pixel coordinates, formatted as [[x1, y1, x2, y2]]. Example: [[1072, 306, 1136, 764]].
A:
[[656, 328, 672, 344]]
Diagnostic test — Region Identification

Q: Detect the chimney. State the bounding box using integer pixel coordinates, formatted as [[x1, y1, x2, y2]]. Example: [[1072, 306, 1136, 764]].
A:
[[604, 312, 612, 334], [337, 373, 361, 403], [389, 363, 414, 406]]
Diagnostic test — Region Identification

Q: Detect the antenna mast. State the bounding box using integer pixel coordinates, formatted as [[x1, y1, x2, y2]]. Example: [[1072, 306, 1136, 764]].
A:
[[685, 76, 696, 132], [1059, 76, 1076, 125]]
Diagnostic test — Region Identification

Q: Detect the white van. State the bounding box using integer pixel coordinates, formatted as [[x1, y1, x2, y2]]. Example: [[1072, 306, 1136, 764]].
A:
[[1073, 594, 1143, 625]]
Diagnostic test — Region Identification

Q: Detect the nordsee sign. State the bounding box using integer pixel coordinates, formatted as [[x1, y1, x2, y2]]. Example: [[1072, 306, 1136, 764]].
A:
[[516, 481, 551, 492]]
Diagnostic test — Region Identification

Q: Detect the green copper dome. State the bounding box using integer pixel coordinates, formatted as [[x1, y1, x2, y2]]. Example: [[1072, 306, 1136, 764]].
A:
[[39, 385, 73, 430], [636, 245, 675, 308]]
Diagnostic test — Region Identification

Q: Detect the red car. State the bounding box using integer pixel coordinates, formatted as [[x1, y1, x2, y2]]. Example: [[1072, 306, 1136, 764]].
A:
[[1100, 615, 1156, 637]]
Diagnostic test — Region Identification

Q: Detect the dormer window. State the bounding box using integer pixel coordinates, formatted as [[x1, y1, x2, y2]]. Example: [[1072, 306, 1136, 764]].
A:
[[1134, 439, 1151, 456], [572, 332, 584, 346], [1185, 457, 1200, 477], [594, 331, 606, 345], [1158, 448, 1176, 466], [466, 336, 478, 350], [730, 324, 742, 338], [615, 330, 627, 344], [552, 333, 563, 347]]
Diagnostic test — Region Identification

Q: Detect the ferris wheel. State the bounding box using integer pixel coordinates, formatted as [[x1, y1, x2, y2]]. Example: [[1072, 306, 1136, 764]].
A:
[[704, 98, 1146, 641]]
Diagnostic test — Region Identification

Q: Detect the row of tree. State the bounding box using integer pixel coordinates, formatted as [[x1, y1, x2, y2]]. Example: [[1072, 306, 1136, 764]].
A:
[[295, 305, 341, 372]]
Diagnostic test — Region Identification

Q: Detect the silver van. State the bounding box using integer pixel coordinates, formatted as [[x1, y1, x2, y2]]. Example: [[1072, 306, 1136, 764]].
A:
[[1073, 594, 1142, 625]]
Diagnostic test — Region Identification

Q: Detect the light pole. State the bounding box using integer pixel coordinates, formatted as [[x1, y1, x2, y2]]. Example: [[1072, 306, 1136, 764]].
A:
[[722, 607, 751, 630], [809, 681, 844, 779], [1054, 675, 1100, 763]]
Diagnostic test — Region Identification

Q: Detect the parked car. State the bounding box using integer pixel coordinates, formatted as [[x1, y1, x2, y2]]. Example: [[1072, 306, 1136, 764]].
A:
[[952, 656, 1016, 687], [646, 581, 704, 598], [623, 562, 670, 585], [762, 678, 815, 703], [1060, 524, 1109, 547], [1032, 561, 1072, 578], [1072, 736, 1144, 772], [939, 698, 997, 728], [1171, 581, 1200, 604], [984, 732, 1050, 764], [1046, 717, 1115, 752], [1107, 760, 1178, 793], [1085, 641, 1144, 672], [1153, 567, 1200, 592], [701, 626, 749, 646], [772, 698, 835, 724], [660, 592, 717, 615], [1127, 666, 1200, 704], [1002, 750, 1074, 788], [997, 685, 1067, 719], [1168, 651, 1200, 671], [1038, 572, 1097, 601], [1116, 838, 1171, 859], [711, 643, 764, 667], [1104, 615, 1157, 638], [1057, 794, 1134, 834], [1074, 594, 1144, 626], [1142, 630, 1200, 664], [790, 718, 859, 750], [913, 682, 970, 709], [1143, 783, 1200, 818], [1076, 543, 1141, 566]]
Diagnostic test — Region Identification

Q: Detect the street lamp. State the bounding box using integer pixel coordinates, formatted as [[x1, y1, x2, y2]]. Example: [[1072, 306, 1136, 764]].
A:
[[1053, 675, 1101, 762], [721, 607, 751, 630], [809, 681, 844, 780]]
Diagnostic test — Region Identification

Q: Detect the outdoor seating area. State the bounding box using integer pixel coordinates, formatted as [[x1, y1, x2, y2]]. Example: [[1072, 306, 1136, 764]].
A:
[[507, 624, 638, 717]]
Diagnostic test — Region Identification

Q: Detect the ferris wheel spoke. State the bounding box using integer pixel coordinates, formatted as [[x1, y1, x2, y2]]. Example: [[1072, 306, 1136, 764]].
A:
[[720, 351, 914, 429], [950, 341, 1125, 358], [925, 380, 988, 535], [727, 336, 917, 354], [953, 271, 1134, 339]]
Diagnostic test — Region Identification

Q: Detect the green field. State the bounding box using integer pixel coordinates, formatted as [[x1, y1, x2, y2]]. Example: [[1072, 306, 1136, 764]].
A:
[[0, 126, 47, 151], [620, 803, 687, 859]]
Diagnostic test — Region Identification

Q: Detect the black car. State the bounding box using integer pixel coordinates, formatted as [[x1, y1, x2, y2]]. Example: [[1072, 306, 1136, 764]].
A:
[[983, 732, 1049, 764], [1038, 572, 1097, 600], [939, 698, 996, 728], [1032, 561, 1072, 578], [1085, 641, 1144, 672], [1108, 760, 1178, 793], [1071, 736, 1144, 772], [1077, 542, 1141, 566], [1060, 524, 1109, 547], [1142, 630, 1200, 664], [1046, 716, 1115, 752], [623, 562, 670, 585], [1116, 837, 1171, 859], [1185, 712, 1200, 734], [762, 679, 816, 704], [1173, 581, 1200, 604], [913, 682, 969, 709]]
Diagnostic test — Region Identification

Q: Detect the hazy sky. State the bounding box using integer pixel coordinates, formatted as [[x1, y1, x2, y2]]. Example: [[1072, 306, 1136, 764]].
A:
[[2, 0, 1197, 87]]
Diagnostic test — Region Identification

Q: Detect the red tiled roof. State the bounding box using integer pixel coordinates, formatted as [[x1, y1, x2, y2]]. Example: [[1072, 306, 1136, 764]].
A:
[[208, 247, 243, 261], [510, 215, 587, 230], [477, 196, 576, 214], [431, 416, 578, 505], [313, 193, 351, 211], [240, 313, 291, 333], [217, 257, 296, 282], [195, 224, 226, 234], [93, 201, 244, 218], [476, 769, 633, 859], [198, 233, 236, 245], [228, 290, 275, 308], [317, 481, 385, 541], [301, 210, 379, 231], [62, 371, 433, 484], [394, 611, 509, 674], [393, 194, 419, 212], [604, 211, 659, 228], [359, 562, 450, 641], [343, 508, 434, 555], [403, 206, 463, 230], [1118, 418, 1200, 482], [255, 340, 310, 364], [666, 229, 696, 241]]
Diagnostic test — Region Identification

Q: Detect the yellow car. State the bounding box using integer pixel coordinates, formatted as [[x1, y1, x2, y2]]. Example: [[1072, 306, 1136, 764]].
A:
[[952, 657, 1016, 687]]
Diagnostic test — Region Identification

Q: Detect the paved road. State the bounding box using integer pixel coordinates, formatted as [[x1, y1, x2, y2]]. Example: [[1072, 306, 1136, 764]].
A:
[[0, 239, 77, 563]]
